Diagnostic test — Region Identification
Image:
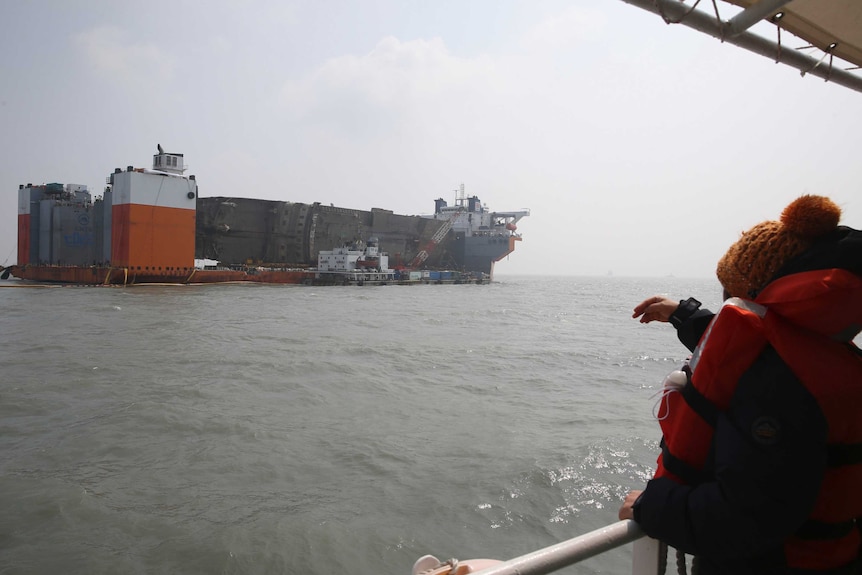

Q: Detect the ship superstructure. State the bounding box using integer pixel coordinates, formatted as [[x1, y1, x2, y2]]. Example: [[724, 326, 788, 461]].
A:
[[109, 146, 198, 275], [430, 184, 529, 275], [10, 146, 199, 284]]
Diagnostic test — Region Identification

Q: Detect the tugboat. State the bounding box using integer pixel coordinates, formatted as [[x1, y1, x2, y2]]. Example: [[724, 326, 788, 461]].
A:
[[315, 238, 397, 285]]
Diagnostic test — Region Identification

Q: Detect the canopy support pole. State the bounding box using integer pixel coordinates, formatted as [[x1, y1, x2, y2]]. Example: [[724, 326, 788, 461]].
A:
[[619, 0, 862, 94]]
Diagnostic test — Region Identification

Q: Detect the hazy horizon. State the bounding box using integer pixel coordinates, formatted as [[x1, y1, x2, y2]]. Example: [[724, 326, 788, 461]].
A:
[[2, 1, 860, 279]]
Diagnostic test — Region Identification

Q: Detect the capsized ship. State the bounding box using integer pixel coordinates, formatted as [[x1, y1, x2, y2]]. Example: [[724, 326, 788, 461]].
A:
[[2, 149, 528, 285], [196, 183, 529, 279]]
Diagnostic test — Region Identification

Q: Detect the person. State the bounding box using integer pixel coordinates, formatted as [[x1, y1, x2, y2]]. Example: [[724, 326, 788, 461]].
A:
[[618, 195, 862, 574]]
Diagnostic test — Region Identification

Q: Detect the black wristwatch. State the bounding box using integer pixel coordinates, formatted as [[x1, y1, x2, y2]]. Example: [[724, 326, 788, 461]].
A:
[[669, 297, 701, 328]]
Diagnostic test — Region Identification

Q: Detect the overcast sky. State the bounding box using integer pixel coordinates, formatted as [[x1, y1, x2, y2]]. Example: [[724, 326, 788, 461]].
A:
[[2, 0, 860, 278]]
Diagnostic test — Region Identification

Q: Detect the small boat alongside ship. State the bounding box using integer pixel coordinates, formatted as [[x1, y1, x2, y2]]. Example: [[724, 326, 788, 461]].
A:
[[313, 237, 486, 285], [3, 148, 527, 286]]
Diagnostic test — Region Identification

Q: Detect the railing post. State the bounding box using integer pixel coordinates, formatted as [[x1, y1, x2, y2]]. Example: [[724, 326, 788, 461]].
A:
[[632, 537, 662, 575]]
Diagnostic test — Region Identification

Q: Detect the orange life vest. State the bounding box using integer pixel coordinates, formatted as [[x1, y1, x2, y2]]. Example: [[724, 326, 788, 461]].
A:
[[654, 268, 862, 570]]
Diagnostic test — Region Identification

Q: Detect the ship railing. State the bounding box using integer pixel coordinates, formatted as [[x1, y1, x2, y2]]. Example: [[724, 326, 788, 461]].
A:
[[422, 520, 664, 575]]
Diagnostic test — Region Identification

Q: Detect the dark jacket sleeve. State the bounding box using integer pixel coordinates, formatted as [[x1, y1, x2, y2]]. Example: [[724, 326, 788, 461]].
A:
[[676, 308, 714, 352], [633, 347, 829, 565]]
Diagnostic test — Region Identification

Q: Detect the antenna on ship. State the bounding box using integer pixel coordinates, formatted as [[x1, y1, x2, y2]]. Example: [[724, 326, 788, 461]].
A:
[[456, 183, 466, 208]]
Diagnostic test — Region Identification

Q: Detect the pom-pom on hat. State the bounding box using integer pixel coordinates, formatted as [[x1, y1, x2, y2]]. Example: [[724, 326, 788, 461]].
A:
[[716, 195, 842, 298]]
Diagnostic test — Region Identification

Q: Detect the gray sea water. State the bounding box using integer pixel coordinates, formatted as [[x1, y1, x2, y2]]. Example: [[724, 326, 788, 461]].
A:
[[0, 275, 724, 575]]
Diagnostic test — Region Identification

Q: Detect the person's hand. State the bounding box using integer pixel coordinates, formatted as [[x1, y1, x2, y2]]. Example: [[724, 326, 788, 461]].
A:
[[632, 296, 678, 324], [618, 490, 643, 521]]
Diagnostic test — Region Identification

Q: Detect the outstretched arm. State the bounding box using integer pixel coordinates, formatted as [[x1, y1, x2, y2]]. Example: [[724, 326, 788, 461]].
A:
[[632, 296, 678, 323], [634, 295, 714, 351]]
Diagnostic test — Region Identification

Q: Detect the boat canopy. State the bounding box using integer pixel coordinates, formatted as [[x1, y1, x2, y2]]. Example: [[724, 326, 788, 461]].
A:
[[621, 0, 862, 94]]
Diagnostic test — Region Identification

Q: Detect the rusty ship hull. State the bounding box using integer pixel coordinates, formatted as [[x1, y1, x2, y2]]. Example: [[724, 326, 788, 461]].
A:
[[195, 195, 526, 278], [1, 264, 315, 286]]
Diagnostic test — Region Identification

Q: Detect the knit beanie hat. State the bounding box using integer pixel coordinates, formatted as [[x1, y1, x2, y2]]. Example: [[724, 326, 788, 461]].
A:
[[716, 195, 842, 298]]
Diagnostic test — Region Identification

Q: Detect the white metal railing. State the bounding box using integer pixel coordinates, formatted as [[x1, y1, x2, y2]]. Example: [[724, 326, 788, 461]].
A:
[[415, 520, 664, 575]]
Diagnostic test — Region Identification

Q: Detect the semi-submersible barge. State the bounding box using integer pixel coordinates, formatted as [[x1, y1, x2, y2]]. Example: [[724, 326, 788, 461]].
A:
[[3, 148, 529, 285]]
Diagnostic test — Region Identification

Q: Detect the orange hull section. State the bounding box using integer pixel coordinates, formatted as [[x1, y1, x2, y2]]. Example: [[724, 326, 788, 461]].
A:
[[186, 269, 314, 284], [17, 214, 30, 265], [111, 204, 196, 270], [241, 270, 315, 284], [492, 236, 522, 263], [4, 265, 314, 286]]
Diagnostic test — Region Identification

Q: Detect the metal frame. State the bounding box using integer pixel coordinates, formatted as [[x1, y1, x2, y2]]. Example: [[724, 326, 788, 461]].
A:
[[469, 520, 649, 575], [620, 0, 862, 94], [725, 0, 794, 37]]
